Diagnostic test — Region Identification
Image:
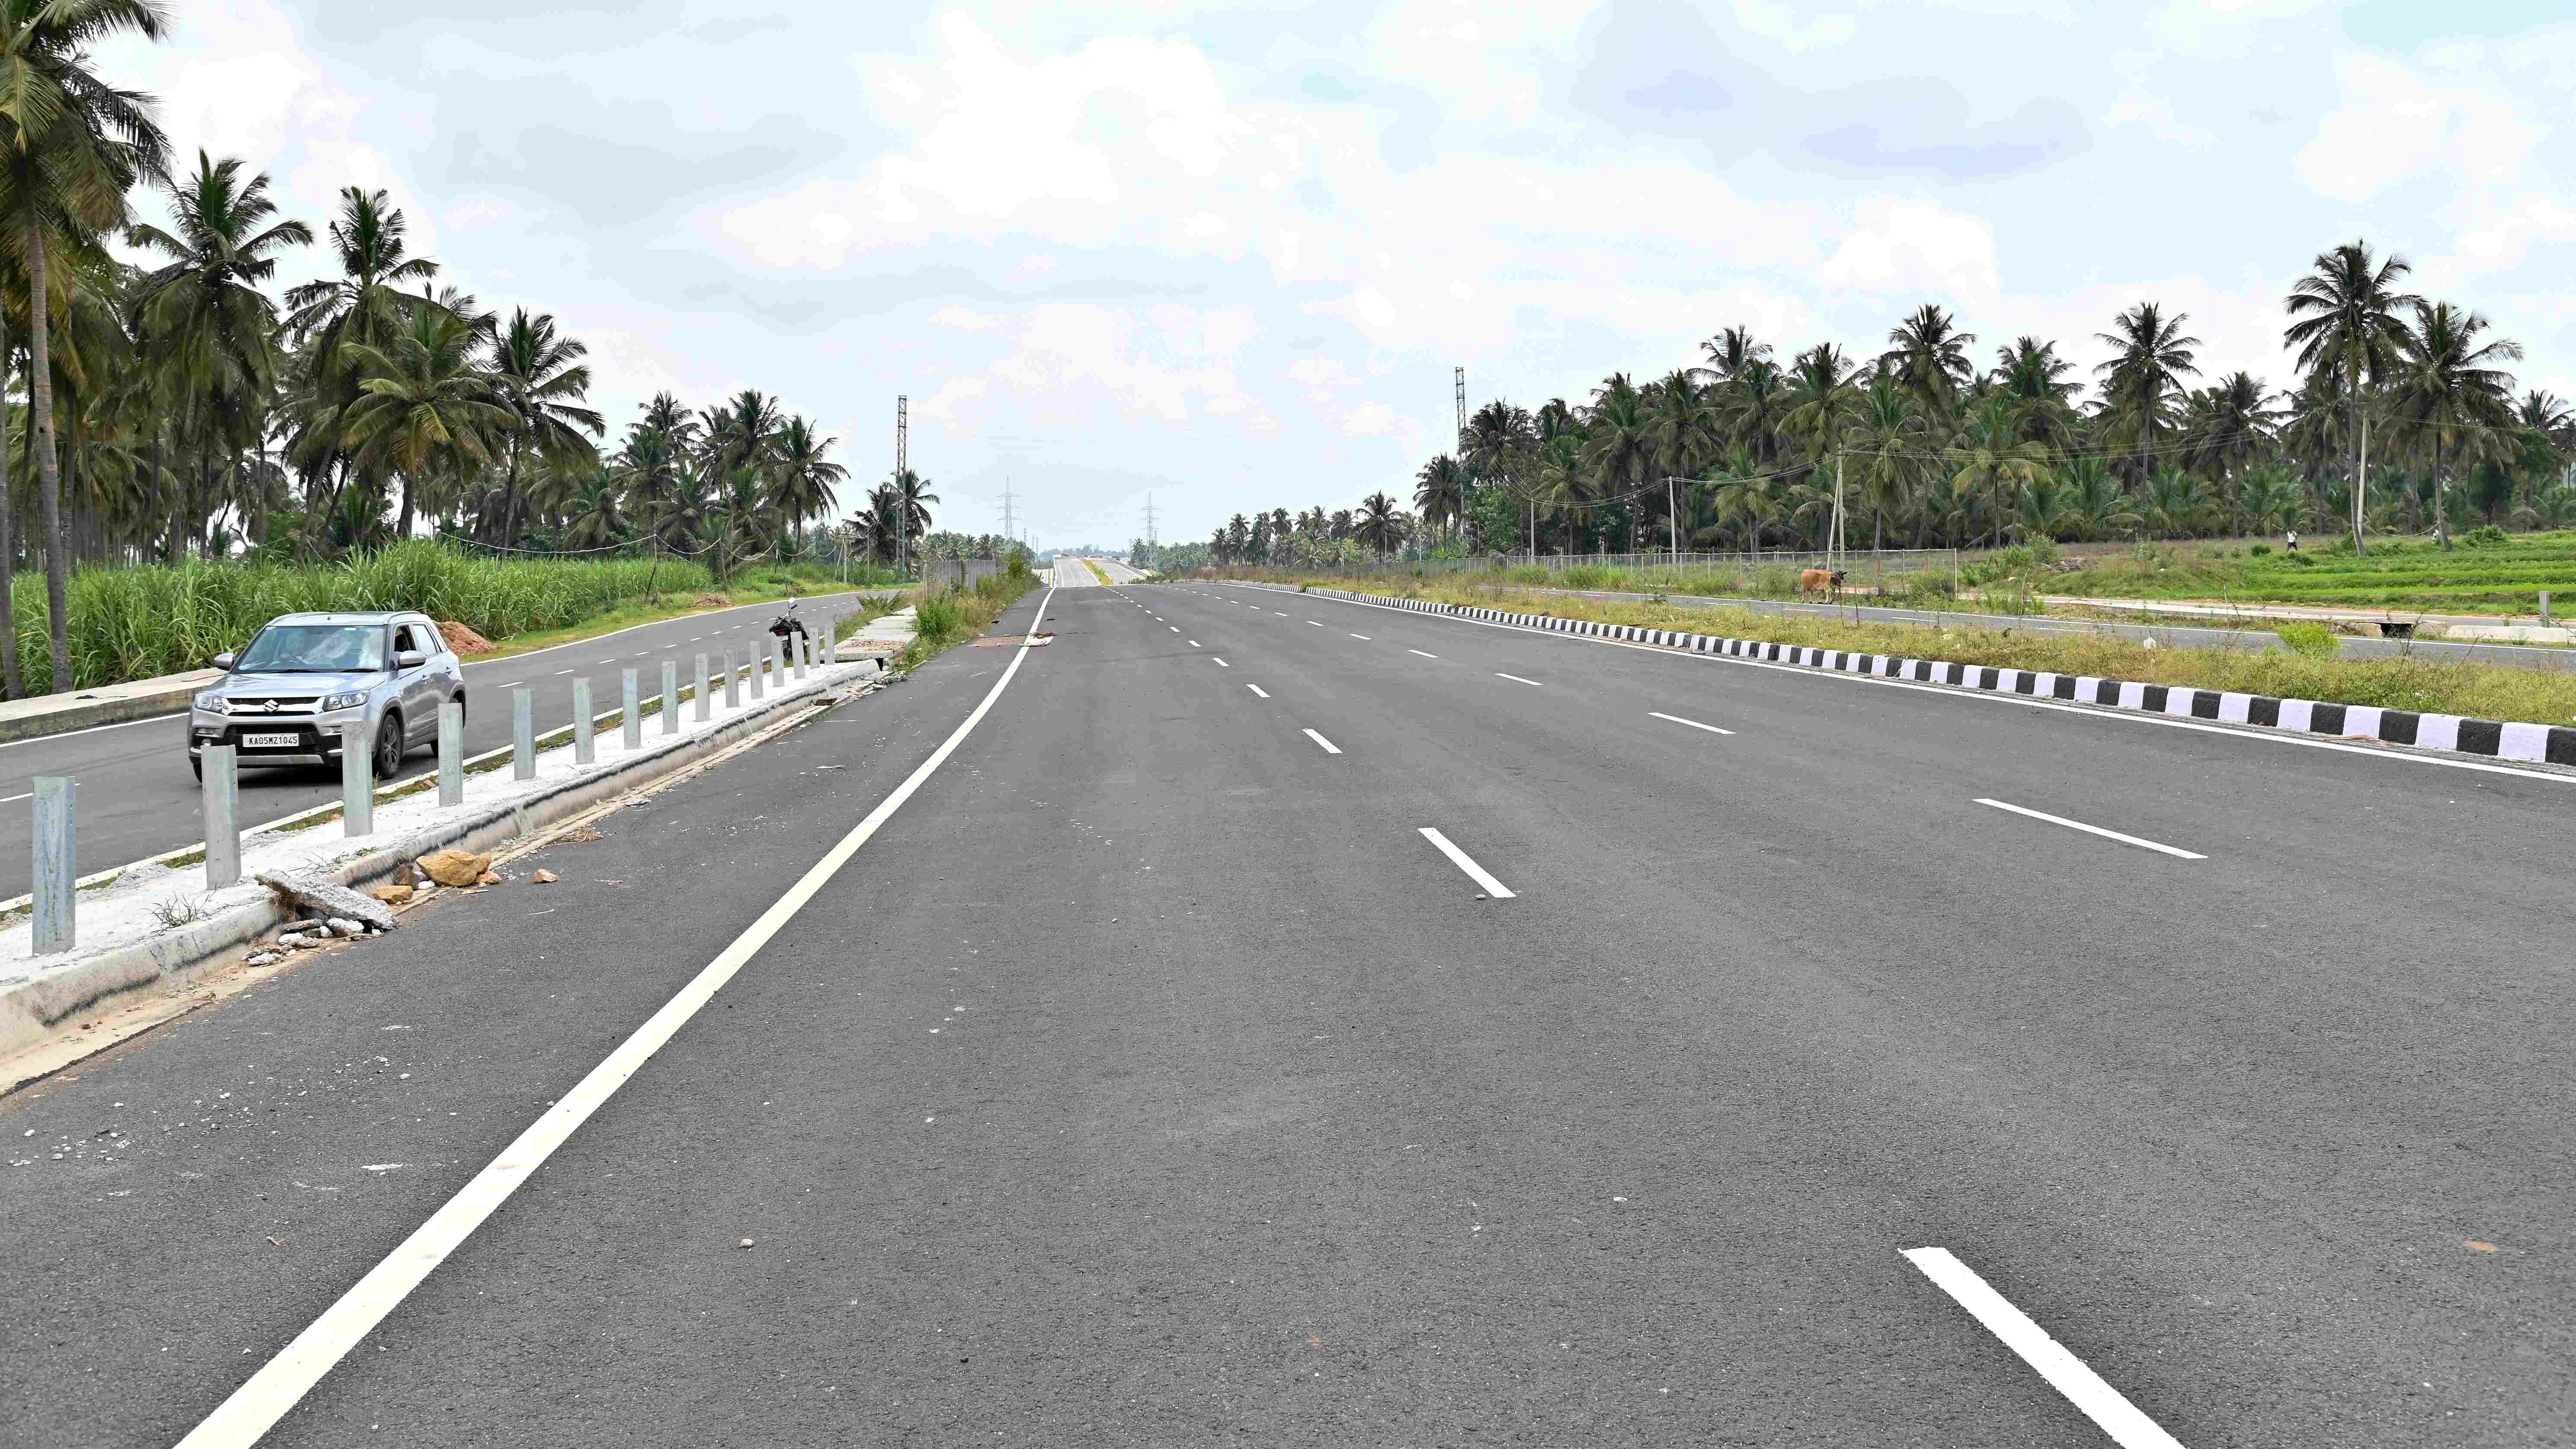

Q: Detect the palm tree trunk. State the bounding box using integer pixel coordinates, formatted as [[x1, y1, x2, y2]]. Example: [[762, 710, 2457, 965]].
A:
[[2435, 439, 2452, 551], [2349, 389, 2368, 556], [0, 311, 21, 700], [396, 473, 416, 540], [26, 220, 71, 693]]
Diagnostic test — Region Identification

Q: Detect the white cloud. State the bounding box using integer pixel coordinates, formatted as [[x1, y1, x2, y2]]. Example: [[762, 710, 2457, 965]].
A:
[[2295, 50, 2536, 203], [1731, 0, 1857, 51], [1818, 200, 2001, 300]]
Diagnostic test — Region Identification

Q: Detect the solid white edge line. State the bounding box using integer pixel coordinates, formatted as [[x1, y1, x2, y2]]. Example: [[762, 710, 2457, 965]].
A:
[[1246, 684, 1270, 698], [1974, 798, 2206, 859], [1903, 1247, 2189, 1449], [1495, 673, 1542, 686], [1206, 584, 2576, 786], [1302, 728, 1342, 754], [1649, 711, 1735, 736], [173, 586, 1062, 1449], [1417, 827, 1515, 898]]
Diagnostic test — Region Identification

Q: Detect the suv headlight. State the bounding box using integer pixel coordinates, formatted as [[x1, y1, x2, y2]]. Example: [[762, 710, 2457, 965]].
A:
[[194, 691, 230, 714], [320, 691, 368, 712]]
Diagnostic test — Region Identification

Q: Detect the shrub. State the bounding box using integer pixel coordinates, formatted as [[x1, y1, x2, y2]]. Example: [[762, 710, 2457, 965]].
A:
[[2274, 622, 2338, 658], [2249, 543, 2273, 556], [2464, 524, 2510, 548]]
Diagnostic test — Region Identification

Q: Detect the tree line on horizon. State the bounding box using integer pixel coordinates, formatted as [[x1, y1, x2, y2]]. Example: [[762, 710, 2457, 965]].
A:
[[1176, 241, 2573, 571], [0, 4, 933, 703]]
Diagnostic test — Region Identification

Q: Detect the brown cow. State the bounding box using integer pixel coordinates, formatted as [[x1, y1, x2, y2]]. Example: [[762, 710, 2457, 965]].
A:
[[1799, 567, 1848, 598]]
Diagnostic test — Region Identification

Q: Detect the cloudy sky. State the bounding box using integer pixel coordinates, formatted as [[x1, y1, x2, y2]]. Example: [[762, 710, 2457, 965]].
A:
[[107, 1, 2576, 549]]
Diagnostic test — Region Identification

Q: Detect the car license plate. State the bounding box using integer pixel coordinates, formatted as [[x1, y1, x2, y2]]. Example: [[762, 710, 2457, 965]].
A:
[[242, 732, 300, 749]]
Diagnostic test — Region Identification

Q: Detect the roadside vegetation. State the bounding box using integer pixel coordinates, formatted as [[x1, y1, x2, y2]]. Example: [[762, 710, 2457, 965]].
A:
[[1082, 558, 1115, 585], [1269, 576, 2576, 726], [3, 542, 908, 690], [902, 557, 1041, 669], [1139, 244, 2571, 604]]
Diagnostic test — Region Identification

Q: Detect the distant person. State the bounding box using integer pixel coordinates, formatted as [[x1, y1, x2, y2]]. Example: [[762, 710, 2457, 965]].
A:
[[2285, 529, 2298, 552]]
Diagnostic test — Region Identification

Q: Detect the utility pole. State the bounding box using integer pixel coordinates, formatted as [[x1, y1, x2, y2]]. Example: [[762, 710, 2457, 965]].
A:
[[895, 395, 910, 577], [1001, 479, 1016, 554], [1454, 366, 1466, 454]]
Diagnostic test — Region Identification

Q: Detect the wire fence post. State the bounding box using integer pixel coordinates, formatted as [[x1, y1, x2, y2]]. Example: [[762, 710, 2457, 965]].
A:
[[31, 777, 74, 954], [513, 689, 536, 780], [438, 702, 463, 806], [202, 746, 241, 890], [662, 660, 680, 735], [622, 668, 642, 751], [573, 678, 595, 764]]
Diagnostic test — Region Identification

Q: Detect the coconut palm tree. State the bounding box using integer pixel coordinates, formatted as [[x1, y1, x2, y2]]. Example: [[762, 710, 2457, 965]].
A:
[[337, 301, 510, 535], [561, 468, 627, 549], [1880, 305, 1976, 425], [0, 0, 172, 690], [486, 308, 602, 546], [1945, 393, 2053, 546], [1844, 373, 1928, 551], [1583, 374, 1656, 529], [761, 415, 844, 558], [2094, 301, 2201, 488], [2387, 301, 2522, 551], [2232, 465, 2303, 539], [1708, 448, 1783, 555], [1413, 453, 1468, 540], [2181, 371, 2280, 486], [1644, 369, 1718, 551], [2284, 240, 2421, 555], [1992, 336, 2082, 449], [2061, 455, 2139, 540], [1697, 325, 1770, 386], [1355, 491, 1403, 557]]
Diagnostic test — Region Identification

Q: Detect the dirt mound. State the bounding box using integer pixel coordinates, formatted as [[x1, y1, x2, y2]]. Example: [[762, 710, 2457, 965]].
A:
[[695, 593, 728, 607], [436, 620, 496, 655]]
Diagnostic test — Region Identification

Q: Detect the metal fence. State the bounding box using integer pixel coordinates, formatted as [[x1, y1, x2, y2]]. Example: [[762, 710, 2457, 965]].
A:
[[923, 558, 1002, 590]]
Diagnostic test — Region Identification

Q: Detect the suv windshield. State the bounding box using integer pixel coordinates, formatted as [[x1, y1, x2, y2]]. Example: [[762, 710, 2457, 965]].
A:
[[234, 624, 386, 674]]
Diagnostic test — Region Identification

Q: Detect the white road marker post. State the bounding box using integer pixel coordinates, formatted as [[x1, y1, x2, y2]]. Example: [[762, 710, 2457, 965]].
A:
[[201, 746, 241, 890], [572, 679, 595, 765], [30, 777, 74, 954], [622, 669, 642, 751], [662, 660, 680, 735], [694, 654, 711, 722], [724, 648, 740, 708], [340, 724, 372, 837], [438, 703, 463, 806], [747, 638, 764, 699], [512, 689, 535, 780]]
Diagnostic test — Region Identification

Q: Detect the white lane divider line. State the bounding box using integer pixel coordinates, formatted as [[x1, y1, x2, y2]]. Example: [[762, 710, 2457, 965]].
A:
[[1274, 610, 1289, 616], [1495, 673, 1542, 687], [1213, 657, 1230, 667], [1650, 711, 1735, 736], [1974, 798, 2205, 860], [1408, 649, 1438, 659], [1302, 728, 1343, 755], [0, 791, 30, 805], [1246, 684, 1270, 698], [493, 680, 521, 689], [1187, 639, 1200, 648], [1169, 626, 1180, 633], [172, 592, 1066, 1449], [1349, 633, 1371, 640], [1308, 620, 1325, 627], [1417, 827, 1515, 899], [553, 669, 574, 676], [1902, 1248, 2189, 1449]]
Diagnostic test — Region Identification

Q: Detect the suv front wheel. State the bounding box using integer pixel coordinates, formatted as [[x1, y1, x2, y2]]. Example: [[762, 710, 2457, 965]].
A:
[[372, 711, 406, 779]]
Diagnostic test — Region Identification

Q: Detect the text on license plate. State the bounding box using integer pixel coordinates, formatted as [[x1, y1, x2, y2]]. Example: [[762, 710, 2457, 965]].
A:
[[242, 732, 300, 749]]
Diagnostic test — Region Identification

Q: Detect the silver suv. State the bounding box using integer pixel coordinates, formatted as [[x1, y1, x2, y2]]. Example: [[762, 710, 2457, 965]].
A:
[[189, 612, 467, 782]]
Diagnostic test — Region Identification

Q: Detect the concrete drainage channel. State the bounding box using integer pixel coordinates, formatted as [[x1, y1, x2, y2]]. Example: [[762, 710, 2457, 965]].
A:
[[0, 616, 916, 1084]]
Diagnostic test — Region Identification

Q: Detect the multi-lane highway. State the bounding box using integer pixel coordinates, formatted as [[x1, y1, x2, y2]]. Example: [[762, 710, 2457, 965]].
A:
[[0, 591, 888, 901], [3, 571, 2566, 1446]]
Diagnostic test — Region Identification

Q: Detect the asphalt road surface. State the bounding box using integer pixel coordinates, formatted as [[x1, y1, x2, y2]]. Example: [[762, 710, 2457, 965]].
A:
[[0, 590, 891, 901], [3, 576, 2568, 1446]]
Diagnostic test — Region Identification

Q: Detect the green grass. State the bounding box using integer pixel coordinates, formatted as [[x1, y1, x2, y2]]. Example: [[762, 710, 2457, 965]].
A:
[[1082, 558, 1114, 585], [1286, 574, 2576, 727], [2037, 533, 2576, 615], [5, 545, 907, 693], [901, 567, 1042, 669]]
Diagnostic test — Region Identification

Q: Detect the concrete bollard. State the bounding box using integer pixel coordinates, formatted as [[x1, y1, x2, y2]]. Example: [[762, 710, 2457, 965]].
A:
[[31, 777, 74, 954], [573, 678, 595, 764], [513, 689, 536, 780], [202, 746, 241, 890], [775, 636, 789, 685], [663, 660, 680, 735], [438, 702, 464, 807], [2543, 590, 2553, 622], [695, 654, 711, 722], [342, 723, 373, 837], [794, 632, 808, 680], [748, 639, 764, 699], [724, 648, 739, 708], [622, 668, 641, 751]]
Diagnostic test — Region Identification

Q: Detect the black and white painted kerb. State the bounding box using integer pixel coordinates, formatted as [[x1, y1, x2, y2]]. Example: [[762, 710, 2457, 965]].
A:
[[1254, 584, 2576, 768]]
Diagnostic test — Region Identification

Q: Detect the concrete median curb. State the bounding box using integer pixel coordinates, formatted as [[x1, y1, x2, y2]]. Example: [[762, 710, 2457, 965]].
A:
[[0, 670, 220, 744], [1227, 580, 2576, 770], [0, 663, 869, 1069]]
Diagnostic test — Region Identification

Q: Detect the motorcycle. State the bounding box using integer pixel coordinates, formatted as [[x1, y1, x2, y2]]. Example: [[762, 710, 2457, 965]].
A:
[[767, 605, 810, 644]]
